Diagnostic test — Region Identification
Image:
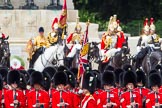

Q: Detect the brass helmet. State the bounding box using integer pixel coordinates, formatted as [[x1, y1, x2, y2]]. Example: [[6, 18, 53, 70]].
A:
[[51, 18, 59, 30], [143, 18, 150, 32], [75, 17, 82, 31], [112, 14, 118, 29], [107, 16, 114, 32], [150, 18, 155, 31], [117, 20, 122, 32]]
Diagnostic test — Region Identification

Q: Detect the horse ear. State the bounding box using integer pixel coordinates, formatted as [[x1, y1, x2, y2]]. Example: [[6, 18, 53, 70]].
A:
[[6, 36, 9, 40]]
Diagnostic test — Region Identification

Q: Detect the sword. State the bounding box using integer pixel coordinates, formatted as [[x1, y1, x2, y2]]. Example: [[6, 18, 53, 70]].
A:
[[13, 89, 17, 108], [1, 89, 4, 108]]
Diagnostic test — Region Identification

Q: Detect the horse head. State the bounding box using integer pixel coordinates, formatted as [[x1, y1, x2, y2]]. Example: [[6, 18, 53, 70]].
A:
[[55, 44, 65, 66], [89, 42, 101, 63]]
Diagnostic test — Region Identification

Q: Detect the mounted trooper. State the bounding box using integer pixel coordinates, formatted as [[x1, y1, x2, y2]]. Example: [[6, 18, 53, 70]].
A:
[[135, 18, 160, 69], [26, 27, 50, 68], [100, 15, 126, 63]]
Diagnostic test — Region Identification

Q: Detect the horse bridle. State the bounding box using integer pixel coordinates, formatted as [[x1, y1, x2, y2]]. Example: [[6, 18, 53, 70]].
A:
[[40, 45, 64, 67]]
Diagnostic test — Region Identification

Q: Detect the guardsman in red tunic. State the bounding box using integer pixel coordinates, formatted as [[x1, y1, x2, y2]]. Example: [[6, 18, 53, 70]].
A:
[[0, 74, 3, 107], [120, 71, 142, 108], [0, 67, 9, 107], [5, 70, 26, 108], [65, 70, 81, 108], [145, 73, 162, 108], [92, 70, 103, 106], [113, 68, 124, 96], [115, 20, 126, 50], [27, 71, 50, 108], [134, 70, 150, 107], [52, 71, 72, 108], [81, 71, 97, 108], [42, 66, 57, 108], [98, 71, 120, 108]]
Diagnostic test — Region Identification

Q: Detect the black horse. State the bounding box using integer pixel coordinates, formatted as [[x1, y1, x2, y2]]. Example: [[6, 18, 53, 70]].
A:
[[135, 46, 162, 75], [106, 46, 131, 70], [0, 36, 10, 68]]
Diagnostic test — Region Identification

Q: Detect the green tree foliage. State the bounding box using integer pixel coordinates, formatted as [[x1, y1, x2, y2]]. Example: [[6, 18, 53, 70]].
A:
[[73, 0, 162, 36]]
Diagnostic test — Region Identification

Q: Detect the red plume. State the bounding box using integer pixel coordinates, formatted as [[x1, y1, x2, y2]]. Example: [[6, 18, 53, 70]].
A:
[[117, 20, 120, 25], [144, 18, 149, 26], [150, 18, 154, 25], [52, 18, 58, 28], [2, 33, 5, 38]]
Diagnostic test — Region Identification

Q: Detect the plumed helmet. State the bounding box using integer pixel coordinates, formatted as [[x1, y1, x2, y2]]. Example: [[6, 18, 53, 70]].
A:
[[143, 18, 150, 32], [52, 18, 59, 29], [150, 18, 155, 31]]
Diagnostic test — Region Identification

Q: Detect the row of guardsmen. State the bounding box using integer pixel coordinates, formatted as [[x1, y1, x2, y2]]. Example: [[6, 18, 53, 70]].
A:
[[0, 65, 162, 108]]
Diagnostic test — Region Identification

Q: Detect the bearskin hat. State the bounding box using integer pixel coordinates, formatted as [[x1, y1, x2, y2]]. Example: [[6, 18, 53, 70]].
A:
[[148, 73, 161, 88], [7, 70, 20, 85], [0, 74, 3, 90], [30, 71, 43, 86], [114, 68, 124, 84], [104, 65, 114, 72], [155, 64, 162, 72], [19, 73, 27, 90], [19, 70, 30, 84], [93, 70, 101, 89], [123, 71, 137, 87], [82, 72, 96, 94], [27, 68, 35, 75], [70, 68, 78, 79], [0, 67, 8, 83], [136, 70, 146, 86], [122, 64, 134, 72], [102, 71, 115, 86], [54, 71, 67, 86], [42, 71, 51, 91], [65, 70, 76, 88], [149, 70, 158, 76], [43, 66, 57, 79], [57, 65, 68, 72], [119, 72, 124, 87]]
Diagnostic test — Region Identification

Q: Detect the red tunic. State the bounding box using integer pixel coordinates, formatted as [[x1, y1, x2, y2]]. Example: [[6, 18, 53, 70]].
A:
[[81, 94, 97, 108], [98, 91, 120, 108], [134, 87, 150, 99], [5, 89, 25, 108], [145, 91, 162, 108], [66, 90, 81, 108], [52, 90, 72, 108], [111, 88, 124, 97], [27, 89, 50, 108], [93, 89, 103, 106], [120, 91, 142, 108], [115, 32, 125, 49]]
